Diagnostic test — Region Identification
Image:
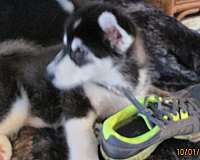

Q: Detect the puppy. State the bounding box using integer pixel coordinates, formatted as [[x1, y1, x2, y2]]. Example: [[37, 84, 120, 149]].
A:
[[0, 2, 150, 160], [48, 1, 200, 159]]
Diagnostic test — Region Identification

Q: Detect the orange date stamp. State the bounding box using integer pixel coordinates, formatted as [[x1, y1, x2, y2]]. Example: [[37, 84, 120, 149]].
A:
[[176, 148, 200, 157]]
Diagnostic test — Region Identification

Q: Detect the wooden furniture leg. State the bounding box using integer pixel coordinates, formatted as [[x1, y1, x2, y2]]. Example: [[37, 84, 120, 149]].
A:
[[161, 0, 175, 16]]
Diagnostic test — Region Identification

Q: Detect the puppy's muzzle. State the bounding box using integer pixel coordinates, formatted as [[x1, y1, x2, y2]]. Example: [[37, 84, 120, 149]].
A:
[[46, 72, 55, 81]]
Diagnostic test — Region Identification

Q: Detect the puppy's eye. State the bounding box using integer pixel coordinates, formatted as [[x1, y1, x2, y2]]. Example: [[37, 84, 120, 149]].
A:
[[74, 48, 88, 59], [77, 48, 88, 56], [71, 47, 89, 66]]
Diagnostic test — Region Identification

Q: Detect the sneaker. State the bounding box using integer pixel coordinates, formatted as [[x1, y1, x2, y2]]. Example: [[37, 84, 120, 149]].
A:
[[100, 84, 200, 160]]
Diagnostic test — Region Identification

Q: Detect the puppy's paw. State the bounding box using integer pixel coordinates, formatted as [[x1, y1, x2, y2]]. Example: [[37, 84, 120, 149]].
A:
[[0, 135, 12, 160]]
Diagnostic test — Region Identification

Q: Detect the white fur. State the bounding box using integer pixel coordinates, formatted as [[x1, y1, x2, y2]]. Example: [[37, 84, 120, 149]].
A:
[[48, 42, 130, 90], [0, 135, 12, 160], [56, 0, 75, 13], [98, 12, 118, 31], [83, 69, 149, 117], [48, 54, 94, 90], [0, 89, 30, 135], [47, 50, 63, 75], [0, 39, 41, 56], [134, 68, 150, 97], [73, 18, 82, 29], [64, 111, 99, 160], [84, 61, 131, 115], [64, 33, 68, 46], [26, 117, 49, 128], [83, 83, 130, 117], [98, 11, 134, 54], [71, 38, 82, 51], [134, 34, 147, 66]]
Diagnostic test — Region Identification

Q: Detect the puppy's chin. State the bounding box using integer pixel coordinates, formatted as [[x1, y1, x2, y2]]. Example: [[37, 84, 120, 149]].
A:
[[51, 78, 82, 91]]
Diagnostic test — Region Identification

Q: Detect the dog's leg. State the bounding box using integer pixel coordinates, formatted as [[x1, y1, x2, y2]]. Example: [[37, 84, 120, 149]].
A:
[[0, 88, 30, 135], [0, 135, 12, 160], [64, 111, 99, 160]]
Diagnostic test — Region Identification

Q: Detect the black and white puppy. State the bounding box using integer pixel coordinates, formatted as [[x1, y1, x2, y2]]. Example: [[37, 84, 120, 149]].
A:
[[47, 2, 150, 160], [48, 1, 200, 159], [47, 3, 150, 112], [0, 2, 149, 160]]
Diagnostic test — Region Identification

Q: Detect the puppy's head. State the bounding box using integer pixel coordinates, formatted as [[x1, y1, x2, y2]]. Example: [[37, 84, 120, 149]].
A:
[[47, 3, 148, 94]]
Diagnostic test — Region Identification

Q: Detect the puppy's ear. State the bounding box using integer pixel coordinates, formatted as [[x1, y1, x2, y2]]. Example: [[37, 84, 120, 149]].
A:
[[56, 0, 75, 13], [98, 11, 134, 54], [56, 0, 90, 13]]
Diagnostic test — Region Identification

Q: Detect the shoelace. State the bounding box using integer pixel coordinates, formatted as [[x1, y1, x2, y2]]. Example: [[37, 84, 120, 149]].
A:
[[143, 97, 185, 126], [94, 82, 200, 127], [94, 82, 161, 126], [135, 95, 200, 127]]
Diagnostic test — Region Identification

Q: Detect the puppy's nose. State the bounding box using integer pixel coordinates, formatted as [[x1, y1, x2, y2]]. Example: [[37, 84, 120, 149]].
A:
[[46, 72, 55, 81]]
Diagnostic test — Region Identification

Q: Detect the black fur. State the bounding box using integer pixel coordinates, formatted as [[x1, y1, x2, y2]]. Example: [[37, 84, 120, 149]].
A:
[[0, 0, 67, 45], [66, 3, 136, 58], [127, 10, 200, 90]]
